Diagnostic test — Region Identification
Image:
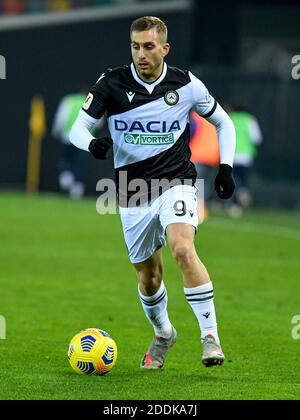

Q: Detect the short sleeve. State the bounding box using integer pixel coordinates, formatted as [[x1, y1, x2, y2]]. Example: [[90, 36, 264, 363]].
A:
[[81, 71, 110, 120], [189, 71, 217, 118]]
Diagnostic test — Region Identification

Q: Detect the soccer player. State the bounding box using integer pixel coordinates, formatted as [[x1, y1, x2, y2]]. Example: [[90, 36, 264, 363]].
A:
[[70, 16, 236, 369], [52, 90, 88, 199]]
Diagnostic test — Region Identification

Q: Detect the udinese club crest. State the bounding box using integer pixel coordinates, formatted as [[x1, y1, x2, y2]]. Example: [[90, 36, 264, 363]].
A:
[[164, 90, 179, 106]]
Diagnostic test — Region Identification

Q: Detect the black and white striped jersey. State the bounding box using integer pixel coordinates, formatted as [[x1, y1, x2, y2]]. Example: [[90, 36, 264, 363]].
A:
[[80, 62, 217, 201]]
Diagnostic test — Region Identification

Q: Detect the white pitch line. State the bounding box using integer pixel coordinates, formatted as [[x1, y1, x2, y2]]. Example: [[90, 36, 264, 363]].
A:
[[207, 216, 300, 240]]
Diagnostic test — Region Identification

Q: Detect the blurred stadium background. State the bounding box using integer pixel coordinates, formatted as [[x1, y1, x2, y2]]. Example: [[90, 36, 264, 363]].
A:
[[0, 0, 300, 208]]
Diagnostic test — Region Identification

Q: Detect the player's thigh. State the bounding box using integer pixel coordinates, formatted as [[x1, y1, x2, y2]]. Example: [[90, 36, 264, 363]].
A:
[[160, 185, 198, 261], [159, 184, 198, 234], [166, 223, 196, 257], [120, 204, 165, 264]]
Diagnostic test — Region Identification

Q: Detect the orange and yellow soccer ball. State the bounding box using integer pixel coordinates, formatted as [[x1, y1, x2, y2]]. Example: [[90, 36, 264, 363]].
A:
[[68, 328, 117, 375]]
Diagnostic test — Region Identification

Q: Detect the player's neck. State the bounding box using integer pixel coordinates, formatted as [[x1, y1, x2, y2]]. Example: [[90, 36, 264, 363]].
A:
[[136, 62, 165, 83]]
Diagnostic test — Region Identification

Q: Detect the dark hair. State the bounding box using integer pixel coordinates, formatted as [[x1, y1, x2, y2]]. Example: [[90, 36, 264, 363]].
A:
[[130, 16, 168, 42]]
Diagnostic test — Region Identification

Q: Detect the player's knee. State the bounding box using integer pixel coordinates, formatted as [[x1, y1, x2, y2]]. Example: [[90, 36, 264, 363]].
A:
[[138, 266, 163, 295], [139, 275, 162, 295], [172, 244, 194, 269]]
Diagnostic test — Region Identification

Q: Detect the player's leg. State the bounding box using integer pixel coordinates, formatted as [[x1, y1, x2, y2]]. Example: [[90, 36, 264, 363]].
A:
[[166, 223, 209, 287], [58, 144, 74, 192], [166, 223, 224, 367], [159, 185, 224, 367], [134, 248, 177, 369], [166, 223, 220, 342], [236, 166, 252, 208], [69, 147, 87, 200], [119, 205, 176, 369], [227, 165, 244, 217], [134, 246, 163, 296]]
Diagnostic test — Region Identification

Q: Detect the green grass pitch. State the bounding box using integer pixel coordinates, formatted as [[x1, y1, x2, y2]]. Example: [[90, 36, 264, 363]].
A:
[[0, 192, 299, 400]]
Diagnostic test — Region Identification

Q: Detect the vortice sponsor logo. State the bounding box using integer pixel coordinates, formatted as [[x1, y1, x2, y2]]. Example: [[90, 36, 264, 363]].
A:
[[124, 133, 174, 145]]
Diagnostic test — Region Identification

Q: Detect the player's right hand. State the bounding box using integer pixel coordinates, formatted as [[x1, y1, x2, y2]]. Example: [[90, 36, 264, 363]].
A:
[[88, 137, 113, 160]]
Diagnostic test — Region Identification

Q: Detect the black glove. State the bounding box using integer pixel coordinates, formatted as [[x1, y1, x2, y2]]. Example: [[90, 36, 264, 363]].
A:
[[88, 137, 113, 160], [214, 164, 235, 199]]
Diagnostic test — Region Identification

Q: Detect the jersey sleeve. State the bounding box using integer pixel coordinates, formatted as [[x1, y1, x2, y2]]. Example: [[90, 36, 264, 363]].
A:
[[81, 71, 110, 119], [189, 71, 217, 118]]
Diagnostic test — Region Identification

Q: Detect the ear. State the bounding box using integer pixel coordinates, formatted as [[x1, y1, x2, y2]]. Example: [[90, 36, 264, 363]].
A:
[[162, 43, 170, 57]]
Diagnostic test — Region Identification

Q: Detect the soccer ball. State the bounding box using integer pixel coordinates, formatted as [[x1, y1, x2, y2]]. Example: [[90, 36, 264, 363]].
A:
[[68, 328, 117, 375]]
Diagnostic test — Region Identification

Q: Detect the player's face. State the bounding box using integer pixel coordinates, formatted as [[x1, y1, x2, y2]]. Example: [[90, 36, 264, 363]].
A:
[[131, 29, 170, 82]]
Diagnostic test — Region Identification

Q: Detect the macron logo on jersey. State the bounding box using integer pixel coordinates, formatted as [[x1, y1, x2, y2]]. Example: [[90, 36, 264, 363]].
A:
[[126, 91, 135, 103]]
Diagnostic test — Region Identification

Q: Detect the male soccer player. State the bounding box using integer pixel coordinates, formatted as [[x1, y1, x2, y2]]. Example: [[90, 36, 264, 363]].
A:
[[70, 16, 236, 369]]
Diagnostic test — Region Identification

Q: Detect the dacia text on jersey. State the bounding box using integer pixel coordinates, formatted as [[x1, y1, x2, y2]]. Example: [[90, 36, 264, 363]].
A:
[[114, 120, 180, 145]]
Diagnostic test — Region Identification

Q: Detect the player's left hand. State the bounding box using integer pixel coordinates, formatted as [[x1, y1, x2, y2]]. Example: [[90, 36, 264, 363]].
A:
[[88, 137, 113, 160], [214, 164, 235, 199]]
